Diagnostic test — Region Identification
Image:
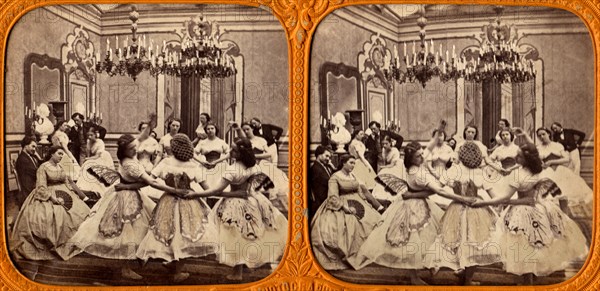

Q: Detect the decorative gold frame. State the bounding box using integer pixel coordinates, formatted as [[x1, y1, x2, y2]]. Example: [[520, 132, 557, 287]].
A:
[[1, 0, 599, 290]]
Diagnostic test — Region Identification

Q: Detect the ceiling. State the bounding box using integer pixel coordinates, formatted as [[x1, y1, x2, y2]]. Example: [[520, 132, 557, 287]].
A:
[[91, 4, 258, 14], [371, 4, 566, 23]]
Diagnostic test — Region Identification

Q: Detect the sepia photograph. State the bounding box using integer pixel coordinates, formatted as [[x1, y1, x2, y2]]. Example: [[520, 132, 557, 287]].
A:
[[309, 4, 594, 286], [3, 3, 290, 286]]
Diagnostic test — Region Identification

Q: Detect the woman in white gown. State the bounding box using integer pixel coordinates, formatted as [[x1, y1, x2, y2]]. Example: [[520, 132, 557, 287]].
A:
[[191, 113, 210, 147], [158, 118, 181, 160], [348, 129, 377, 190], [530, 128, 592, 217], [194, 122, 231, 188], [76, 127, 115, 196], [486, 129, 520, 181], [51, 121, 81, 181], [425, 129, 456, 208], [472, 141, 588, 285], [241, 122, 288, 216], [137, 121, 161, 174]]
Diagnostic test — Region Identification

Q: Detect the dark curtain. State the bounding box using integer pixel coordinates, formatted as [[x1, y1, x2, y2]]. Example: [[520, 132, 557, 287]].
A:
[[512, 80, 536, 144], [482, 80, 502, 148], [180, 76, 202, 138]]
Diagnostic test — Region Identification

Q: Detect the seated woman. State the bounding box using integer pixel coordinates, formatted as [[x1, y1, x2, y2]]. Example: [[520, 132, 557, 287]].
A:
[[472, 141, 589, 285], [348, 129, 377, 190], [10, 146, 90, 260], [51, 120, 81, 181], [76, 127, 115, 197], [311, 154, 384, 270], [241, 122, 289, 216]]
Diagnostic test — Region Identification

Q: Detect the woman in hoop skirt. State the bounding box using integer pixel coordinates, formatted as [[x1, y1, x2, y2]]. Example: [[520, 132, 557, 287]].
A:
[[486, 129, 520, 180], [241, 122, 289, 216], [193, 121, 231, 206], [348, 129, 377, 190], [10, 146, 90, 260], [136, 134, 219, 282], [185, 132, 288, 281], [311, 154, 384, 270], [59, 127, 192, 280], [472, 140, 589, 285], [371, 135, 405, 208], [424, 129, 456, 208], [350, 124, 474, 285]]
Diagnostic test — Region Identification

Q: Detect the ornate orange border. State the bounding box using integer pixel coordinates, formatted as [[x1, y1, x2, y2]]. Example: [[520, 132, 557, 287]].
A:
[[1, 0, 599, 290]]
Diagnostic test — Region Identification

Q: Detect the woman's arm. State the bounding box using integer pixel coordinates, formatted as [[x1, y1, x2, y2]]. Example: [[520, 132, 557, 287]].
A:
[[66, 177, 89, 201], [427, 181, 474, 204], [359, 184, 383, 212], [546, 147, 571, 167], [187, 178, 246, 198], [472, 185, 518, 207], [138, 172, 189, 197]]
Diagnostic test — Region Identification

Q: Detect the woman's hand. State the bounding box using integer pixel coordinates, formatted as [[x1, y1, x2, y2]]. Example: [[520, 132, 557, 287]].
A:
[[470, 200, 487, 208], [460, 196, 478, 205], [513, 127, 524, 136]]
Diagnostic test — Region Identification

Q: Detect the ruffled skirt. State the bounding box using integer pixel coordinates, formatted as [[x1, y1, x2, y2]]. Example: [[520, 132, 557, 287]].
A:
[[427, 199, 501, 270], [212, 195, 288, 268], [58, 187, 155, 260], [136, 194, 218, 262], [491, 200, 589, 276], [540, 166, 593, 217], [311, 193, 381, 270], [349, 197, 443, 270], [10, 184, 90, 260]]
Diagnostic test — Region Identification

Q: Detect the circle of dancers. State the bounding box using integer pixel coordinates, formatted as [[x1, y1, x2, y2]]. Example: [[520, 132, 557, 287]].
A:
[[310, 119, 591, 285], [9, 113, 289, 283]]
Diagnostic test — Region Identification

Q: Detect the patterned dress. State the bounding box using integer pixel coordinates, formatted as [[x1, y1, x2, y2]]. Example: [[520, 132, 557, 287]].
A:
[[425, 144, 456, 207], [428, 164, 501, 270], [10, 162, 90, 260], [212, 163, 288, 268], [59, 158, 156, 260], [349, 165, 444, 270], [136, 157, 217, 261], [312, 172, 382, 270], [491, 168, 589, 276], [250, 136, 289, 216]]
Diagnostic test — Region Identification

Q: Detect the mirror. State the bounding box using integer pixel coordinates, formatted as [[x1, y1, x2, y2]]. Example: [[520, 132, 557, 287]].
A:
[[23, 53, 65, 126]]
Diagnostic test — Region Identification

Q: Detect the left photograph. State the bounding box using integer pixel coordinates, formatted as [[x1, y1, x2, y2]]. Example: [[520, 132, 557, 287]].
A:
[[3, 4, 290, 286]]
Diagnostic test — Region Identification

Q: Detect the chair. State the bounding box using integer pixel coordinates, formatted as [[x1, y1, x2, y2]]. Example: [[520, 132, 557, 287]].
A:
[[10, 157, 22, 193]]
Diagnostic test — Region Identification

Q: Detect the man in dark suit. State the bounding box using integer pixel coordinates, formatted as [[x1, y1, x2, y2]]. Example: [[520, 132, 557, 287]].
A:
[[15, 136, 41, 208], [309, 146, 334, 219], [251, 117, 284, 164], [364, 121, 404, 172], [551, 122, 586, 175], [68, 113, 86, 163]]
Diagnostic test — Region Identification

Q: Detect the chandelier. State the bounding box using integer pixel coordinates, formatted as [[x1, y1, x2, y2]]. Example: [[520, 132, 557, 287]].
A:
[[94, 5, 236, 81], [460, 6, 535, 83], [384, 6, 460, 88]]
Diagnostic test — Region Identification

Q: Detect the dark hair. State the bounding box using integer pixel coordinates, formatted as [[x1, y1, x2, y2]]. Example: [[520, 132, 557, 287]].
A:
[[382, 135, 392, 144], [351, 128, 364, 140], [500, 129, 515, 142], [205, 121, 219, 137], [403, 141, 422, 169], [200, 113, 211, 123], [21, 136, 36, 148], [552, 122, 563, 129], [500, 118, 510, 128], [432, 129, 447, 140], [167, 118, 182, 130], [315, 145, 331, 157], [447, 137, 457, 150], [87, 126, 99, 135], [234, 139, 257, 168], [138, 121, 149, 132], [116, 134, 136, 161], [463, 125, 479, 140], [536, 127, 552, 137], [251, 117, 261, 124], [368, 121, 381, 129], [71, 113, 84, 120], [45, 145, 63, 162], [337, 154, 355, 171], [520, 143, 543, 174], [55, 120, 68, 131]]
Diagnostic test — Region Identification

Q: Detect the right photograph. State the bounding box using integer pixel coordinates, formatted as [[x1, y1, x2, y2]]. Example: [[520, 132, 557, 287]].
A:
[[308, 4, 594, 286]]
